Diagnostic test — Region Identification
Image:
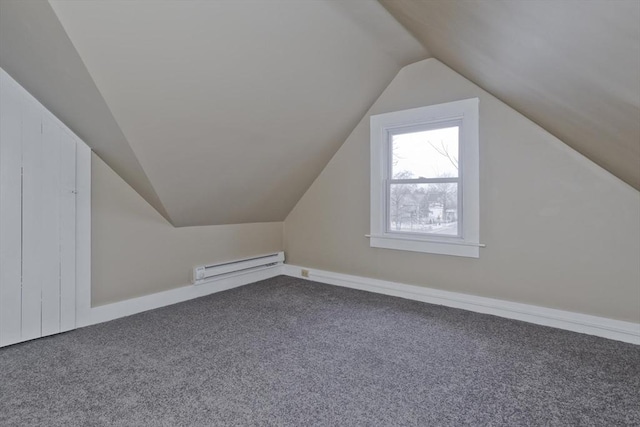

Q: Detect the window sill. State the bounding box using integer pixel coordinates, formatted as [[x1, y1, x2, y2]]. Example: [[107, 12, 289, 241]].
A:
[[368, 234, 481, 258]]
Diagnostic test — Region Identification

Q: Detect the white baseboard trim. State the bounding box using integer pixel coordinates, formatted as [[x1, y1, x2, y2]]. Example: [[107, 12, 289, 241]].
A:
[[75, 262, 639, 345], [281, 264, 640, 345], [77, 265, 282, 328]]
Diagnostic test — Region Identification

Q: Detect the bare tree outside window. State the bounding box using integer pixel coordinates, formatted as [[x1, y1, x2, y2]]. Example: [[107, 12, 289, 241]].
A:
[[389, 126, 460, 236], [370, 98, 479, 257]]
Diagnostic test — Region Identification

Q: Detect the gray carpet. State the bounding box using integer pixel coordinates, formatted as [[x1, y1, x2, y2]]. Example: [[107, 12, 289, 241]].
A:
[[0, 275, 638, 426]]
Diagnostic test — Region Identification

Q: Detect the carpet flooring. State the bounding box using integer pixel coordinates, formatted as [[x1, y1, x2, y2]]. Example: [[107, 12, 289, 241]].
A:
[[0, 275, 638, 426]]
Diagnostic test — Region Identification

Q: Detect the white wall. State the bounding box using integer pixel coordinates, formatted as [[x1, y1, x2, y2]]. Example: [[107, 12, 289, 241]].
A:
[[284, 59, 640, 323], [92, 154, 283, 306]]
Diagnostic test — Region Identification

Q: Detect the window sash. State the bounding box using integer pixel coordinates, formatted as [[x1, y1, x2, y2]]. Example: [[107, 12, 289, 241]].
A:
[[385, 180, 462, 238], [384, 124, 464, 239]]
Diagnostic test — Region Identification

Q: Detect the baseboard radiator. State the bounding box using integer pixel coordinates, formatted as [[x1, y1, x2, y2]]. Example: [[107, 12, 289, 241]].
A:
[[191, 252, 285, 285]]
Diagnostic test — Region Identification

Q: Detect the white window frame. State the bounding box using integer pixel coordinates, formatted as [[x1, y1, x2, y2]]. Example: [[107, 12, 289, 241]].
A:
[[370, 98, 480, 258]]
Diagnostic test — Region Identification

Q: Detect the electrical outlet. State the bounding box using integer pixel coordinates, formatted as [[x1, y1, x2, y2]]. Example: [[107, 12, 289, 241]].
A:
[[301, 269, 309, 278]]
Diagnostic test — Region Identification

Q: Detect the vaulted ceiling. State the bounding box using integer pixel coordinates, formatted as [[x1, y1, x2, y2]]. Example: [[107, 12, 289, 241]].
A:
[[49, 0, 426, 226], [0, 0, 172, 220], [0, 1, 637, 228], [380, 0, 640, 190]]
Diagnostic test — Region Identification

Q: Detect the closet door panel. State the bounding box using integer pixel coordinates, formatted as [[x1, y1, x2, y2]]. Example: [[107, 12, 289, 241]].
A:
[[41, 117, 62, 337], [59, 133, 77, 332], [0, 69, 85, 347], [0, 76, 23, 346], [21, 100, 44, 342]]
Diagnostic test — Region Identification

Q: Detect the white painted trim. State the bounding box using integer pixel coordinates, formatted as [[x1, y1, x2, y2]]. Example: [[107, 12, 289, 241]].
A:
[[77, 265, 281, 328], [370, 98, 480, 258], [281, 264, 640, 345], [369, 235, 479, 258]]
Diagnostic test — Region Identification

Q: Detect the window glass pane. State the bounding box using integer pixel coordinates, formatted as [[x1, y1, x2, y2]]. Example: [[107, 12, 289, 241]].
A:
[[392, 126, 459, 179], [389, 183, 459, 236]]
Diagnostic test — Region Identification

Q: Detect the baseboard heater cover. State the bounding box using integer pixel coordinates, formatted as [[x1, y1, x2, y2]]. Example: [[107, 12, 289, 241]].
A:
[[191, 252, 285, 284]]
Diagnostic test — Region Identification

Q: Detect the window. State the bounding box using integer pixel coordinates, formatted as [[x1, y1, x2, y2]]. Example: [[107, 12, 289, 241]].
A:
[[370, 98, 480, 258]]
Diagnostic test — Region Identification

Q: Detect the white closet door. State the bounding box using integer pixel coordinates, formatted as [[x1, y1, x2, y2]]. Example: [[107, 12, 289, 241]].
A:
[[41, 117, 62, 337], [40, 121, 77, 336], [59, 133, 77, 332], [20, 99, 44, 342], [0, 73, 23, 347], [0, 68, 86, 346]]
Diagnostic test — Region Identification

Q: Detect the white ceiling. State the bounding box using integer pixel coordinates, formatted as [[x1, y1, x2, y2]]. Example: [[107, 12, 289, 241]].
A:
[[380, 0, 640, 190], [49, 0, 426, 226]]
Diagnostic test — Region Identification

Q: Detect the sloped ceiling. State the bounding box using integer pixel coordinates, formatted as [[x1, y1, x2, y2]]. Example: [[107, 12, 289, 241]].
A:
[[0, 0, 172, 221], [4, 1, 634, 230], [45, 0, 427, 226], [380, 0, 640, 190]]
